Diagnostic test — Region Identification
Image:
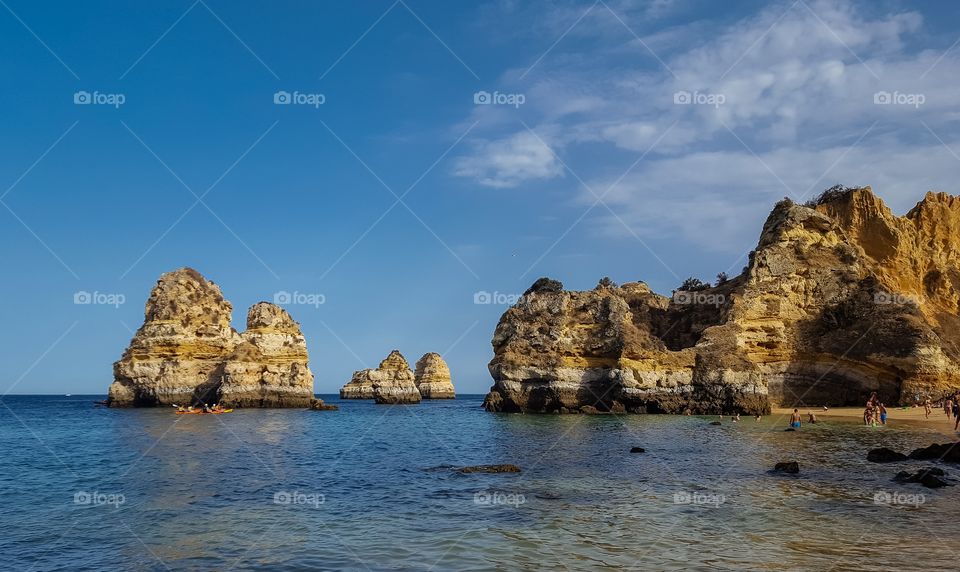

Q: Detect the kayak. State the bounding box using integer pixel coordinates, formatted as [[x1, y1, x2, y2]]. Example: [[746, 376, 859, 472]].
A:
[[175, 409, 233, 415]]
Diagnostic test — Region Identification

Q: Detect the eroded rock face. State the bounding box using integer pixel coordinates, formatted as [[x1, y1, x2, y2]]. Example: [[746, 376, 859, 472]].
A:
[[107, 268, 314, 407], [414, 353, 455, 399], [340, 350, 421, 404], [483, 188, 960, 414]]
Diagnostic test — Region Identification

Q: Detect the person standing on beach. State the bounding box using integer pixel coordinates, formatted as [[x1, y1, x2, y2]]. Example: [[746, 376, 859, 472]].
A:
[[879, 403, 887, 425], [790, 409, 802, 429], [945, 398, 953, 418], [924, 399, 932, 419]]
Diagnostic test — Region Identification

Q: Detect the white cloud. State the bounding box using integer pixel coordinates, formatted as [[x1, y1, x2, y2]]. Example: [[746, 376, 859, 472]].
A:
[[453, 131, 564, 188]]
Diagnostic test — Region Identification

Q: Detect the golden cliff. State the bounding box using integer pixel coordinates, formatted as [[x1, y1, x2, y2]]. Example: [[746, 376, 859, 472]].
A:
[[483, 187, 960, 414], [107, 268, 314, 407]]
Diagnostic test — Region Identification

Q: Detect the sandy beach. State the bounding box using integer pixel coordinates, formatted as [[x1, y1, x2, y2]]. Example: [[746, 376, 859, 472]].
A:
[[773, 405, 960, 431]]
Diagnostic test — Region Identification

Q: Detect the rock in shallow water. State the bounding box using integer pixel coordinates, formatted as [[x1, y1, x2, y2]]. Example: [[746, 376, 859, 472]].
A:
[[893, 467, 950, 488], [107, 268, 314, 408], [340, 350, 421, 404], [630, 447, 645, 453], [908, 442, 960, 463], [414, 352, 456, 399], [456, 464, 521, 474], [867, 447, 908, 463], [773, 461, 800, 474], [308, 398, 338, 411]]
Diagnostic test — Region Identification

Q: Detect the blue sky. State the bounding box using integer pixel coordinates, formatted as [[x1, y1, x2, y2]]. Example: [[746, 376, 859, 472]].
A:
[[2, 0, 959, 395]]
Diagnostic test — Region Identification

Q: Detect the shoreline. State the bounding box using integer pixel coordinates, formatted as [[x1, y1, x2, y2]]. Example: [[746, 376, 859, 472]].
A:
[[772, 405, 959, 430]]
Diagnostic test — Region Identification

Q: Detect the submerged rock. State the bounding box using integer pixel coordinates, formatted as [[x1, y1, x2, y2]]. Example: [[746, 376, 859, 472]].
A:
[[341, 350, 421, 404], [308, 398, 338, 411], [414, 352, 456, 399], [908, 442, 960, 463], [456, 464, 522, 474], [894, 467, 950, 488], [630, 447, 645, 453], [867, 447, 908, 463], [107, 268, 314, 408], [773, 461, 800, 474], [482, 188, 960, 414]]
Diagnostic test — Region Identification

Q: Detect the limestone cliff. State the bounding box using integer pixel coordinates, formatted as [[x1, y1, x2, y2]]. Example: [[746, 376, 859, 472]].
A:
[[483, 187, 960, 414], [340, 350, 421, 404], [414, 353, 456, 399], [107, 268, 314, 407]]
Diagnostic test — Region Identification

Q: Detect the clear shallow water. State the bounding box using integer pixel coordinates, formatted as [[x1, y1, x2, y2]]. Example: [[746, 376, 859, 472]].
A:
[[1, 395, 958, 571]]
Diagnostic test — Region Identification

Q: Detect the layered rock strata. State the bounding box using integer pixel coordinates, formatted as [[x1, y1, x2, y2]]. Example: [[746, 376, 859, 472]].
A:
[[340, 350, 421, 404], [107, 268, 314, 407], [483, 188, 960, 414], [414, 353, 456, 399]]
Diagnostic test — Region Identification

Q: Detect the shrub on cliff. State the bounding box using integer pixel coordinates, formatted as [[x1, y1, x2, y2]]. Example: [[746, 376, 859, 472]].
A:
[[805, 184, 856, 207], [677, 277, 711, 292], [524, 277, 564, 296]]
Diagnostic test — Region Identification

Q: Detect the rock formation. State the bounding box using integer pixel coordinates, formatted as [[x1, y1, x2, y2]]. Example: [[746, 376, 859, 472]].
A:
[[483, 187, 960, 414], [107, 268, 314, 407], [414, 353, 456, 399], [340, 350, 421, 404]]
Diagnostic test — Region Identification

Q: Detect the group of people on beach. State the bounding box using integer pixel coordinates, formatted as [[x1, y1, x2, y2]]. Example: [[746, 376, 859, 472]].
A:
[[864, 392, 887, 426], [940, 395, 960, 430]]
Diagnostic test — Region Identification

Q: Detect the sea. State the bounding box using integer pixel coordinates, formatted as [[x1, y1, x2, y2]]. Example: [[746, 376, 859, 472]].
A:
[[1, 394, 958, 571]]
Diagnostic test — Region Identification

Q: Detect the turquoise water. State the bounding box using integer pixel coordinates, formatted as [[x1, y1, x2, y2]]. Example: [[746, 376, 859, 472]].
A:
[[1, 395, 958, 571]]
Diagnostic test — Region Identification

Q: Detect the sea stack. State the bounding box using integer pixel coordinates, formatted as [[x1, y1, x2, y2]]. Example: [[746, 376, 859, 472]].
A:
[[340, 350, 421, 404], [483, 187, 960, 414], [414, 353, 455, 399], [107, 268, 314, 407]]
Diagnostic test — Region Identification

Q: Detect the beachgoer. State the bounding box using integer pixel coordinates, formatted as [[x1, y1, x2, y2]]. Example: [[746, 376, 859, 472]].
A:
[[924, 399, 932, 419], [733, 413, 741, 422], [879, 403, 887, 425], [790, 409, 801, 429], [755, 414, 761, 421], [946, 398, 953, 418], [807, 412, 817, 424]]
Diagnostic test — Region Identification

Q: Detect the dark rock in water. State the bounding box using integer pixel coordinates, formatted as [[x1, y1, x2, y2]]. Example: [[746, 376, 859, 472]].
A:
[[784, 428, 795, 432], [308, 398, 338, 411], [908, 442, 960, 463], [773, 461, 799, 474], [867, 447, 907, 463], [457, 464, 521, 474], [579, 405, 599, 414], [535, 492, 562, 500], [630, 447, 645, 453], [894, 467, 950, 488], [710, 421, 722, 426]]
